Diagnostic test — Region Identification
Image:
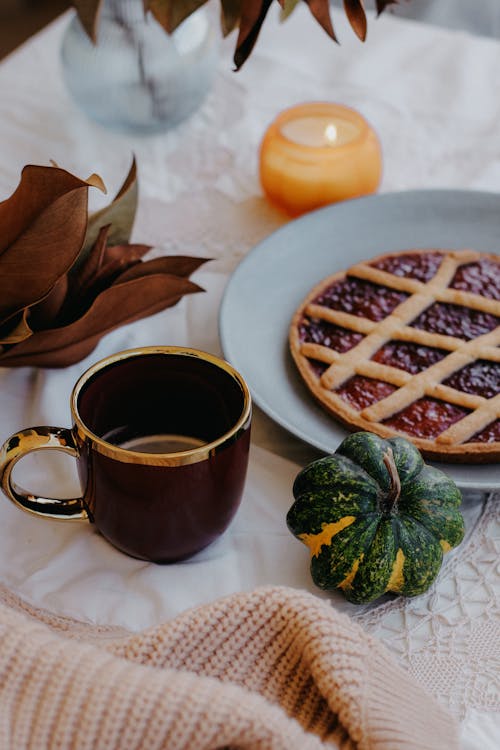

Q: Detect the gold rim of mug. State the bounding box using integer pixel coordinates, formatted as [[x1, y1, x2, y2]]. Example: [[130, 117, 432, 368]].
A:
[[70, 347, 252, 466]]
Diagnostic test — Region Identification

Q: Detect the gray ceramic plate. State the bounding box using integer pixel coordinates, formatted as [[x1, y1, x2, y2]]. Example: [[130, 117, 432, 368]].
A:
[[219, 190, 500, 490]]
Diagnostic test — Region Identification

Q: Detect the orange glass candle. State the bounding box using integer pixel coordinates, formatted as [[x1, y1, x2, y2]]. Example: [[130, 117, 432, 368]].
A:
[[259, 102, 383, 217]]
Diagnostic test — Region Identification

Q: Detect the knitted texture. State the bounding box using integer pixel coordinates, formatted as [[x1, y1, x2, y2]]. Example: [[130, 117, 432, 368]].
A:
[[0, 585, 458, 750]]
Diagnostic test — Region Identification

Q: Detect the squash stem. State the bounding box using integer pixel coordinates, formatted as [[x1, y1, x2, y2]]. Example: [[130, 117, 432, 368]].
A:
[[382, 449, 401, 513]]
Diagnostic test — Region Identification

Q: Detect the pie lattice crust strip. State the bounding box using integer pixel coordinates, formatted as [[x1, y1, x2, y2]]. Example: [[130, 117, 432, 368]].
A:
[[289, 249, 500, 462]]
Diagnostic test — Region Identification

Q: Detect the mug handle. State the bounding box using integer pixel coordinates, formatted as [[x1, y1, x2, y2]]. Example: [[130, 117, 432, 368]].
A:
[[0, 426, 88, 521]]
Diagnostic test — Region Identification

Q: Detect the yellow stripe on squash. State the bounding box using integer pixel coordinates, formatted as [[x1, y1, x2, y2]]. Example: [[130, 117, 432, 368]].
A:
[[440, 539, 452, 553], [299, 516, 356, 558], [386, 548, 405, 592], [339, 554, 364, 591]]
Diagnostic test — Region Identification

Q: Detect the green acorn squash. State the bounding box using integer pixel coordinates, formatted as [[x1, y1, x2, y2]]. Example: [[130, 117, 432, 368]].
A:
[[286, 432, 464, 604]]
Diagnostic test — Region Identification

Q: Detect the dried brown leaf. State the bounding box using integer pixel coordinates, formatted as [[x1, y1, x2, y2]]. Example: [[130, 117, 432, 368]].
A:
[[279, 0, 301, 22], [113, 256, 209, 285], [0, 159, 207, 368], [103, 243, 152, 266], [95, 243, 152, 288], [79, 158, 138, 271], [62, 228, 153, 325], [61, 224, 112, 322], [77, 224, 111, 293], [344, 0, 367, 41], [29, 276, 69, 331], [221, 0, 242, 35], [304, 0, 337, 41], [0, 164, 101, 256], [0, 311, 32, 345], [0, 275, 203, 368], [234, 0, 274, 70], [152, 255, 209, 277], [145, 0, 208, 33], [0, 166, 103, 324]]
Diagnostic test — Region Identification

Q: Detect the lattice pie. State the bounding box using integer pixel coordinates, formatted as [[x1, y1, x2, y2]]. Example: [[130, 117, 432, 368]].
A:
[[289, 249, 500, 462]]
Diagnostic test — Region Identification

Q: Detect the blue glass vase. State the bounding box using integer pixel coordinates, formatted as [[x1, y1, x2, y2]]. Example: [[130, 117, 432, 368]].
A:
[[61, 0, 218, 135]]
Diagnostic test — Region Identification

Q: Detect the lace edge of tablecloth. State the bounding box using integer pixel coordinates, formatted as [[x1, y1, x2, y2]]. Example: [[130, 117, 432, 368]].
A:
[[354, 491, 500, 720]]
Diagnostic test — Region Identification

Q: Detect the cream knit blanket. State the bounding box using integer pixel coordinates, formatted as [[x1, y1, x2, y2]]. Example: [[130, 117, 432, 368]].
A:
[[0, 585, 457, 750]]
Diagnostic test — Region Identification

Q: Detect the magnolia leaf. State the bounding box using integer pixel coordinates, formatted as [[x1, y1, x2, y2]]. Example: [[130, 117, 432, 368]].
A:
[[146, 0, 208, 33], [62, 224, 112, 322], [87, 173, 106, 192], [0, 275, 203, 368], [304, 0, 337, 41], [0, 311, 32, 345], [104, 244, 152, 265], [81, 228, 150, 291], [63, 235, 153, 325], [344, 0, 367, 41], [96, 243, 152, 289], [0, 164, 103, 256], [279, 0, 301, 22], [113, 255, 209, 285], [80, 158, 138, 269], [77, 224, 110, 292], [72, 0, 103, 42], [65, 229, 153, 322], [0, 160, 207, 368], [29, 276, 69, 332], [0, 166, 103, 324], [146, 255, 209, 277], [49, 160, 106, 194], [221, 0, 242, 35], [234, 0, 274, 70]]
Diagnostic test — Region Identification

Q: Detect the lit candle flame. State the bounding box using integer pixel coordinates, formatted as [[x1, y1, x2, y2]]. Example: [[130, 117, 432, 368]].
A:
[[324, 123, 338, 145]]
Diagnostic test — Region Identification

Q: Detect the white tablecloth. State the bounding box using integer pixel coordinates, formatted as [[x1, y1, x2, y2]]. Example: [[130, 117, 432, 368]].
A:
[[0, 5, 498, 748]]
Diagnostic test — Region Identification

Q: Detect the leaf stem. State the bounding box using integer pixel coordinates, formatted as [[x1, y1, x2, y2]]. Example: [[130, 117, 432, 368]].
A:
[[382, 448, 401, 513]]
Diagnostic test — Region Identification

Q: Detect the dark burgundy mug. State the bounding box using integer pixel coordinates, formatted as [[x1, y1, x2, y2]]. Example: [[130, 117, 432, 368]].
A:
[[0, 347, 252, 562]]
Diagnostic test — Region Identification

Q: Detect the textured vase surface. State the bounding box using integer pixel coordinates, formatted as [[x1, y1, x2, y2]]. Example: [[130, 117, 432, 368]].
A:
[[61, 0, 218, 134]]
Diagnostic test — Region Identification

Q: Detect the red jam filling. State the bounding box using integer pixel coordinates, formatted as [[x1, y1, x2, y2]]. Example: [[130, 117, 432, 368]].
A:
[[411, 302, 499, 340], [371, 251, 444, 282], [443, 360, 500, 399], [383, 397, 470, 439], [471, 419, 500, 443], [302, 251, 500, 446], [336, 376, 396, 411], [314, 278, 408, 322], [450, 259, 500, 301], [308, 359, 329, 378], [372, 341, 447, 374], [298, 318, 364, 352]]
